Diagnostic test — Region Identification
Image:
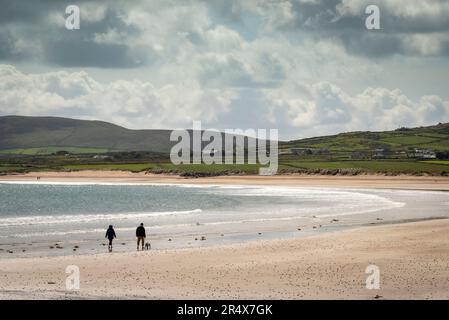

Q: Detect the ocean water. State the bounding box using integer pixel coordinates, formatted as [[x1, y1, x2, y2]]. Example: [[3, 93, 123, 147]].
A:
[[0, 182, 448, 256]]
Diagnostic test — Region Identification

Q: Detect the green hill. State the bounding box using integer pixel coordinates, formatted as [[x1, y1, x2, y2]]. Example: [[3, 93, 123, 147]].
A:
[[1, 115, 448, 156], [0, 115, 258, 156], [1, 116, 449, 175], [0, 116, 449, 154], [0, 116, 173, 154], [274, 123, 449, 175], [281, 123, 449, 153]]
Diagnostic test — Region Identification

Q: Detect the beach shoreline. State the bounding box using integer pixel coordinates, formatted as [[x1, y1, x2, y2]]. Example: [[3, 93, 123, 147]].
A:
[[1, 172, 448, 258], [2, 170, 449, 190]]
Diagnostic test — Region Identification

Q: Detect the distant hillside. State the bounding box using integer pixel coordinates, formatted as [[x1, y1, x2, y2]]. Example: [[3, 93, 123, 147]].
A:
[[0, 116, 174, 154], [2, 116, 449, 176], [281, 123, 449, 153], [0, 116, 257, 155], [1, 116, 448, 156]]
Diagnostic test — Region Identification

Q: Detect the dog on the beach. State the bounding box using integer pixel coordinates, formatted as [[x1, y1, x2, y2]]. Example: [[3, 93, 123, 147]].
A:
[[145, 242, 151, 250]]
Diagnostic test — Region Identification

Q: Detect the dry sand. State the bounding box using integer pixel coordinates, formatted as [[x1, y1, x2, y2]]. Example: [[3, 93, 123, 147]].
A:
[[1, 218, 449, 300]]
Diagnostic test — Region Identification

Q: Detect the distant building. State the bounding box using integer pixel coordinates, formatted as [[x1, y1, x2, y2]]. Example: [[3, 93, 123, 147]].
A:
[[55, 150, 70, 156], [93, 155, 110, 160], [408, 149, 436, 159], [351, 151, 368, 160], [290, 148, 329, 156], [372, 148, 386, 159], [291, 148, 311, 156]]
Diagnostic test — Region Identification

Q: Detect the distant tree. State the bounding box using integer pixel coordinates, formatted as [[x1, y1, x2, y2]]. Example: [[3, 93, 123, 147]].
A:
[[395, 127, 410, 132]]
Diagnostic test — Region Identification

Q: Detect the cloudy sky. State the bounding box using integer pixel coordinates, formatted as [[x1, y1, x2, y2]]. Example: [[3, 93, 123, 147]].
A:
[[0, 0, 448, 140]]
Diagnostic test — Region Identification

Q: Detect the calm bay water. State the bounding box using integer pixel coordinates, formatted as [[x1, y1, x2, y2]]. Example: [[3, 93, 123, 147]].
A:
[[0, 182, 448, 256]]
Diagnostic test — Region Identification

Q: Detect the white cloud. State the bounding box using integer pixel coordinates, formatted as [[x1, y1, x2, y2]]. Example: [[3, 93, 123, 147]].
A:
[[82, 3, 107, 23], [1, 65, 448, 140], [402, 33, 448, 56], [261, 80, 449, 138], [0, 65, 237, 129]]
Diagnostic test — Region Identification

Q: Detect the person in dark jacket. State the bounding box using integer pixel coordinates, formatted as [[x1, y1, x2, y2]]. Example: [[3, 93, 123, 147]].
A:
[[136, 223, 146, 251], [105, 225, 116, 252]]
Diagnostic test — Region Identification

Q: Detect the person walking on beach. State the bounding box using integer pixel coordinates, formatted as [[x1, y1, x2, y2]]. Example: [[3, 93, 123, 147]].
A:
[[105, 225, 116, 252], [136, 223, 146, 251]]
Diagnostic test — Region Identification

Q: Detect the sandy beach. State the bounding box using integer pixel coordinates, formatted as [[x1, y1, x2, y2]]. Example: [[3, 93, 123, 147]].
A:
[[2, 170, 449, 190], [0, 218, 448, 299], [1, 172, 449, 299]]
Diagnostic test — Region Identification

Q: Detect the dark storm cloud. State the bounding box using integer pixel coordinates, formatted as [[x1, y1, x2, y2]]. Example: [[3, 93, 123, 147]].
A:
[[281, 0, 449, 34], [202, 0, 449, 58], [0, 0, 144, 68], [339, 32, 403, 58], [282, 0, 449, 57], [43, 5, 145, 68], [1, 0, 449, 67], [0, 0, 104, 26], [45, 40, 143, 68], [0, 0, 55, 24]]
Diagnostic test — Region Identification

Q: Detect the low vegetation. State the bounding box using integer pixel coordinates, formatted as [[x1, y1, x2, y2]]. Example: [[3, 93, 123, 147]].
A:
[[1, 159, 448, 176], [1, 117, 449, 176], [281, 122, 449, 154]]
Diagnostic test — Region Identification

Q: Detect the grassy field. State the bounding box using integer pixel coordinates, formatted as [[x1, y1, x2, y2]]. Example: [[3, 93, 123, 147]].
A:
[[2, 119, 449, 176], [1, 160, 447, 176], [423, 160, 449, 166], [281, 160, 449, 174], [282, 123, 449, 152], [0, 165, 25, 173], [62, 163, 262, 174]]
